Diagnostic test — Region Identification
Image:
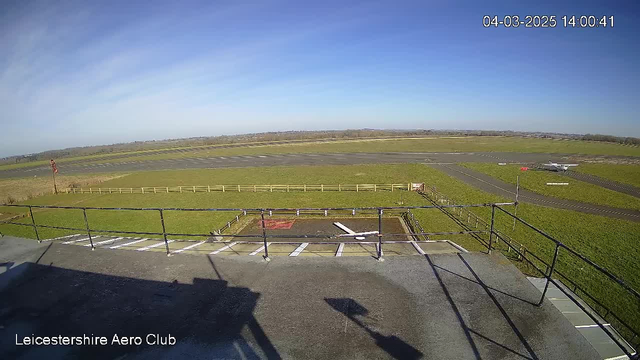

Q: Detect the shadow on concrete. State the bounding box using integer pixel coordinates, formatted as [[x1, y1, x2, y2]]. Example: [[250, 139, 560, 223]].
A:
[[432, 263, 538, 306], [0, 260, 280, 360], [423, 252, 540, 360], [457, 254, 539, 360], [325, 298, 423, 360], [423, 254, 482, 360]]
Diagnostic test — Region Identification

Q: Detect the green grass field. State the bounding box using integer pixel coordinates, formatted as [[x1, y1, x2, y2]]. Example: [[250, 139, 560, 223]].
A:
[[1, 163, 638, 338], [460, 163, 640, 210], [576, 163, 640, 188], [3, 136, 639, 172]]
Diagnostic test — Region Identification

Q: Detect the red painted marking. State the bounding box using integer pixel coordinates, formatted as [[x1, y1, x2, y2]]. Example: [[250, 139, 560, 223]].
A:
[[258, 219, 296, 230], [520, 167, 529, 171]]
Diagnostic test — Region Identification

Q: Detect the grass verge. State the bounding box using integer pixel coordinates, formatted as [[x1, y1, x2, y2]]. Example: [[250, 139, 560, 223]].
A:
[[460, 163, 640, 210]]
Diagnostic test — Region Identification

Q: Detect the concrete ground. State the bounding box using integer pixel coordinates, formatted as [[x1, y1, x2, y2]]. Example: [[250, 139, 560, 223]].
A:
[[429, 163, 640, 222], [0, 236, 600, 360]]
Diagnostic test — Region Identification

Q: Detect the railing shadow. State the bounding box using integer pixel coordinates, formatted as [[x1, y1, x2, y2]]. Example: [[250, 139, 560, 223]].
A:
[[325, 298, 423, 360]]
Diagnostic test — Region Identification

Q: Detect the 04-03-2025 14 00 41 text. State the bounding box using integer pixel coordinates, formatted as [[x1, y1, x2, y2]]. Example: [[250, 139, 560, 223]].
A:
[[482, 15, 614, 28]]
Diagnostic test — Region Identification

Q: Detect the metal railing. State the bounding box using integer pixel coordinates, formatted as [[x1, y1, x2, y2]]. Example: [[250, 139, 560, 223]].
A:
[[65, 183, 415, 194], [419, 187, 639, 356], [1, 203, 509, 259], [1, 200, 638, 356]]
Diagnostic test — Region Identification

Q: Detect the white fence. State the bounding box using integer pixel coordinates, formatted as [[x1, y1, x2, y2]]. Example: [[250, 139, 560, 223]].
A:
[[66, 183, 417, 194]]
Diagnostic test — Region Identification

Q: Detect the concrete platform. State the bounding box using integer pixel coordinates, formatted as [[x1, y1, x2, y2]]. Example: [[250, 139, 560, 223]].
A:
[[0, 237, 600, 359]]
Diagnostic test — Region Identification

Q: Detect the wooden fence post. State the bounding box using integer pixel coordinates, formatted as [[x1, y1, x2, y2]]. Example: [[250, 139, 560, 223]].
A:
[[208, 185, 210, 192], [141, 187, 144, 194], [238, 185, 240, 192], [321, 184, 323, 192], [222, 185, 225, 192]]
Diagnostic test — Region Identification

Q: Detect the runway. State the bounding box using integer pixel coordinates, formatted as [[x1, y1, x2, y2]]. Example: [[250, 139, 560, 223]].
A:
[[0, 151, 607, 178]]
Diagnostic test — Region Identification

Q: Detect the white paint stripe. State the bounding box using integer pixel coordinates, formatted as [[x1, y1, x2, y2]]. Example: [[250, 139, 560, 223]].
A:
[[575, 324, 610, 328], [84, 237, 123, 247], [336, 243, 344, 257], [62, 237, 90, 244], [210, 242, 238, 254], [411, 241, 426, 255], [47, 234, 81, 241], [334, 222, 356, 234], [605, 355, 633, 360], [249, 242, 270, 256], [290, 243, 309, 256], [137, 240, 174, 251], [446, 240, 469, 253], [110, 238, 147, 249], [173, 241, 206, 254]]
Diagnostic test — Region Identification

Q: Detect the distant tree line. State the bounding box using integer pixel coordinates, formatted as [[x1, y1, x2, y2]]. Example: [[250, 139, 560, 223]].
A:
[[2, 129, 638, 165], [581, 134, 640, 146]]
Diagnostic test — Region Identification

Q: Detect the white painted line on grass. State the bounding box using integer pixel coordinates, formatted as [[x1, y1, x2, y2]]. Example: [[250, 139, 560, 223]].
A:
[[411, 241, 426, 255], [62, 237, 90, 244], [249, 242, 270, 256], [173, 241, 206, 254], [137, 240, 174, 251], [84, 237, 123, 247], [210, 242, 238, 254], [110, 238, 147, 249], [290, 243, 309, 256], [336, 243, 344, 257]]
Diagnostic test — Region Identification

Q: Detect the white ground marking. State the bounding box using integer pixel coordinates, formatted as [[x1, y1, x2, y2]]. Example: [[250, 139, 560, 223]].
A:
[[137, 240, 174, 251], [110, 238, 147, 249], [333, 222, 365, 240], [62, 237, 91, 244], [210, 242, 238, 254], [336, 243, 345, 257], [411, 241, 426, 255], [173, 241, 206, 254], [446, 240, 469, 253], [84, 237, 123, 247], [575, 324, 610, 328], [249, 242, 270, 256], [289, 243, 309, 256], [46, 234, 81, 241]]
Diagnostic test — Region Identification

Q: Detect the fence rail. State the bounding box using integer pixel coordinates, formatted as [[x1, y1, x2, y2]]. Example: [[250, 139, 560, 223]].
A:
[[419, 186, 639, 356], [1, 199, 638, 356], [66, 183, 415, 194]]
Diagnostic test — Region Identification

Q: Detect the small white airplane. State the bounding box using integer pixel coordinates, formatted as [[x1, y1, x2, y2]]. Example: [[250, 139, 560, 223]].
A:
[[333, 222, 378, 240], [542, 161, 579, 172]]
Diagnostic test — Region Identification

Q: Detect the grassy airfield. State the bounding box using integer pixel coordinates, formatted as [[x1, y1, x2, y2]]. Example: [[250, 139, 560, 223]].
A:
[[2, 136, 639, 172]]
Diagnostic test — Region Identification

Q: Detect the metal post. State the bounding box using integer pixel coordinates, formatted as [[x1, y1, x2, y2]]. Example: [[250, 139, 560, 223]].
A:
[[261, 210, 270, 261], [377, 208, 384, 261], [82, 208, 94, 250], [488, 205, 496, 253], [539, 243, 560, 305], [28, 206, 40, 242], [513, 175, 519, 231], [158, 209, 170, 256]]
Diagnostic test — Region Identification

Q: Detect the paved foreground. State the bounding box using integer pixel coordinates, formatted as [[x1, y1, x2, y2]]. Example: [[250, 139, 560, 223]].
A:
[[0, 237, 599, 359]]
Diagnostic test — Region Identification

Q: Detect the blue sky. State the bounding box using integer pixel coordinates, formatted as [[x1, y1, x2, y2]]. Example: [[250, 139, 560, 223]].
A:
[[1, 0, 638, 156]]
